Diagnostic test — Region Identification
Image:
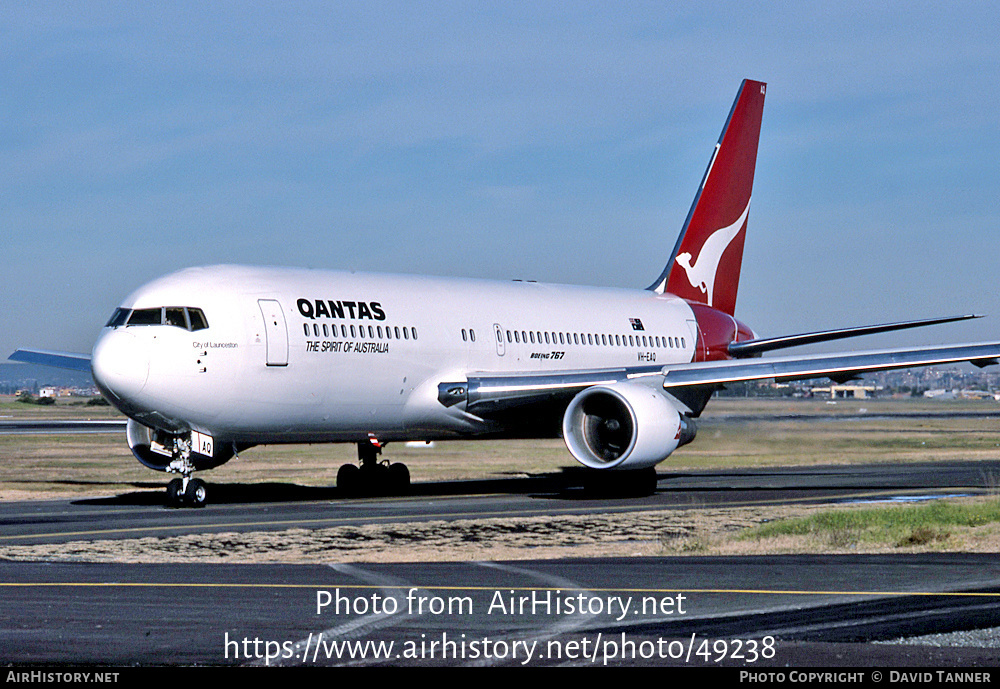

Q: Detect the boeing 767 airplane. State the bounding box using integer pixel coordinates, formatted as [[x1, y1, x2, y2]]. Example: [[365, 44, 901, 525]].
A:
[[12, 79, 1000, 506]]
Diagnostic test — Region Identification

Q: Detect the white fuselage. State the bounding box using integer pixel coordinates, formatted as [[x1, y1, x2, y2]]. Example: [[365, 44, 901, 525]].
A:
[[91, 265, 700, 445]]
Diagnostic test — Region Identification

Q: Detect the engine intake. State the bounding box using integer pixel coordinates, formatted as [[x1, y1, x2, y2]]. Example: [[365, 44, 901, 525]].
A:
[[562, 382, 695, 470]]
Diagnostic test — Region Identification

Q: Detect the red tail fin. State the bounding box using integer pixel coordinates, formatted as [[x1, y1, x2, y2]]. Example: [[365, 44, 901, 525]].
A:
[[648, 79, 766, 317]]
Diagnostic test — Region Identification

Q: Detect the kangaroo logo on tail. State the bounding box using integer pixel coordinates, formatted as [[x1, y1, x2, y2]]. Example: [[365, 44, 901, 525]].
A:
[[646, 79, 765, 317], [674, 199, 751, 308]]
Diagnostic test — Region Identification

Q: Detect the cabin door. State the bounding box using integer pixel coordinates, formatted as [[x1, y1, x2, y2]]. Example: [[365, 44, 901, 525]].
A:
[[258, 299, 289, 366], [686, 319, 704, 361]]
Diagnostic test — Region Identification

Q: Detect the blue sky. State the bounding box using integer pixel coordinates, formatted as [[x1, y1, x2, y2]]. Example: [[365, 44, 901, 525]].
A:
[[3, 2, 999, 358]]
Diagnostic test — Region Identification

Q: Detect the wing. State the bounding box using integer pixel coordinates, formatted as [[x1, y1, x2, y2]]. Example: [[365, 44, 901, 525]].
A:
[[8, 349, 93, 373], [439, 341, 1000, 416]]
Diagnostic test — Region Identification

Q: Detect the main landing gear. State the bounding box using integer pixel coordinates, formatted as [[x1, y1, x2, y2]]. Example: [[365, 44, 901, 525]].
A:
[[581, 466, 659, 497], [337, 438, 411, 497], [164, 435, 208, 507]]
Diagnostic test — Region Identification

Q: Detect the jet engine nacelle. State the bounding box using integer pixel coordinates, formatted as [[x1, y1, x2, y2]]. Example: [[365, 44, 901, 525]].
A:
[[562, 382, 696, 470], [126, 419, 235, 471]]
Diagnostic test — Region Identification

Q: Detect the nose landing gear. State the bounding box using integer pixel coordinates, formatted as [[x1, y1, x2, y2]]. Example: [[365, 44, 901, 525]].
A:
[[164, 436, 208, 507], [166, 476, 208, 507]]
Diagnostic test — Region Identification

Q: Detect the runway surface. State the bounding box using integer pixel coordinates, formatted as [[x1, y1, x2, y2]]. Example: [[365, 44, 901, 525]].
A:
[[1, 459, 996, 545], [0, 419, 125, 434], [3, 459, 1000, 666], [5, 555, 1000, 666]]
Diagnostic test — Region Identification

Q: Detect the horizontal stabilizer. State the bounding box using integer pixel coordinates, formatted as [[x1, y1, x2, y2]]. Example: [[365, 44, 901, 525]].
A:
[[8, 349, 93, 373], [727, 314, 982, 357]]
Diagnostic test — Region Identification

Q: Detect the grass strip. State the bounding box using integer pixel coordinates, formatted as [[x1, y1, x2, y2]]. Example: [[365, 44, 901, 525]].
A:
[[743, 498, 1000, 548]]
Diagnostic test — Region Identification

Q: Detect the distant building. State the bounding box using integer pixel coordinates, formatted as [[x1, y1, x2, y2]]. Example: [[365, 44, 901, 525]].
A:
[[924, 388, 995, 400], [811, 384, 878, 399]]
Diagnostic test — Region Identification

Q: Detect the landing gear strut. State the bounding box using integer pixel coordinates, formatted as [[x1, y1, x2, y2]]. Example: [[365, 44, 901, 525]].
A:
[[337, 438, 410, 497], [164, 435, 208, 507]]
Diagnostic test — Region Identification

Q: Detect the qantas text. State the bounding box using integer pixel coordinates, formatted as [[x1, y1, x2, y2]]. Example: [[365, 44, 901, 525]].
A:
[[297, 299, 386, 321]]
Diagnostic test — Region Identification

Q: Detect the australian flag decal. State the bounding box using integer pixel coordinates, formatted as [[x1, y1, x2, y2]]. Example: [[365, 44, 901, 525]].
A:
[[629, 318, 645, 331]]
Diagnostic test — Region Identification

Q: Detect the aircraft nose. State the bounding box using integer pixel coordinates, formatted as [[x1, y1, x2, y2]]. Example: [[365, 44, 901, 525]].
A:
[[91, 329, 150, 403]]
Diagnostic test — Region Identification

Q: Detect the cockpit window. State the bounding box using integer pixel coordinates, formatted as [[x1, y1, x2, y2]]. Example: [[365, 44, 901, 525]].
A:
[[164, 308, 187, 328], [105, 308, 130, 328], [127, 308, 162, 326], [115, 306, 209, 331], [187, 308, 208, 331]]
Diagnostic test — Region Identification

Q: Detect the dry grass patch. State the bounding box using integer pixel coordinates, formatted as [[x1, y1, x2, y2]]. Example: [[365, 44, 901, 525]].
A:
[[5, 497, 1000, 564]]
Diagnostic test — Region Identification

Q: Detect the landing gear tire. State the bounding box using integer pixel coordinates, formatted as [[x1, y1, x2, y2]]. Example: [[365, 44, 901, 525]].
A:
[[337, 463, 361, 496], [388, 462, 410, 494], [583, 467, 658, 497], [184, 478, 207, 507], [166, 478, 184, 506], [633, 466, 659, 496]]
